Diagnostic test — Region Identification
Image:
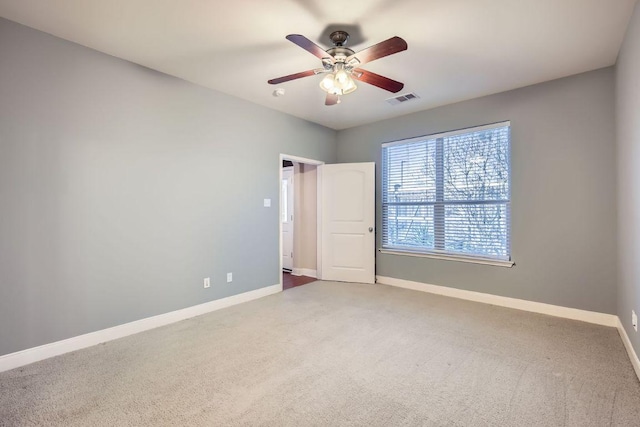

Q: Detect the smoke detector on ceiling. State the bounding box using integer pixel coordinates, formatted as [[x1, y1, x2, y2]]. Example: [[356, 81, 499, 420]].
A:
[[386, 92, 420, 106]]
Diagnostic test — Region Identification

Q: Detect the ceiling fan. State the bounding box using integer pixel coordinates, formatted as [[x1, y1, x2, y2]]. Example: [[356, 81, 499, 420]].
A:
[[268, 31, 408, 106]]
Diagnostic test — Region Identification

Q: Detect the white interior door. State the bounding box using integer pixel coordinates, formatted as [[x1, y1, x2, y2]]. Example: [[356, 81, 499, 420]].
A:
[[282, 167, 294, 270], [320, 162, 375, 283]]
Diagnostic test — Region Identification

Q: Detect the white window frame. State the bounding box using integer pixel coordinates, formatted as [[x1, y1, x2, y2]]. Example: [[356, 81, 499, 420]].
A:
[[380, 121, 514, 267]]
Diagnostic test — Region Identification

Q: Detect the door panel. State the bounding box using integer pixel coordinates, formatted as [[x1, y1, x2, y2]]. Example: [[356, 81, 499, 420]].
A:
[[331, 234, 366, 268], [329, 170, 365, 221], [320, 163, 375, 283]]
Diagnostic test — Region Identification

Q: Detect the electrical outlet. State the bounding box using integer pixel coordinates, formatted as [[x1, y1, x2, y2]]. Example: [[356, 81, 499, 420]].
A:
[[203, 277, 210, 289], [227, 272, 233, 283], [633, 310, 638, 332]]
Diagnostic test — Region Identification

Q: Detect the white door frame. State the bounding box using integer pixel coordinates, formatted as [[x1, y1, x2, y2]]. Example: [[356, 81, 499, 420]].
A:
[[278, 154, 325, 291]]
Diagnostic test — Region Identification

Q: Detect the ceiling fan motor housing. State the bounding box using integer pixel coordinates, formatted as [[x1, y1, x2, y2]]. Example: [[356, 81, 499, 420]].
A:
[[326, 47, 355, 62]]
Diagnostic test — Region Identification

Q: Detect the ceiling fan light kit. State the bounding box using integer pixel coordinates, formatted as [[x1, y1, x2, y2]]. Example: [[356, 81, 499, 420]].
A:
[[319, 64, 357, 96], [268, 30, 407, 106]]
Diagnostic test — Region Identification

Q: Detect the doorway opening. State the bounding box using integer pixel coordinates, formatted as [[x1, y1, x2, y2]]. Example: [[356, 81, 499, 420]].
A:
[[279, 154, 324, 291]]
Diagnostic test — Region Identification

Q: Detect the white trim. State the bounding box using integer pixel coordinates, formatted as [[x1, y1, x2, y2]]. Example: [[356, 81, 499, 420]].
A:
[[381, 120, 511, 148], [291, 268, 317, 278], [617, 317, 640, 381], [281, 154, 325, 166], [0, 284, 281, 373], [379, 249, 514, 267], [376, 276, 618, 327]]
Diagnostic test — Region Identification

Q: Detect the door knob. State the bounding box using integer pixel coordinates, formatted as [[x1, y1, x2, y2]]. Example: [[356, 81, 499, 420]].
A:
[[369, 227, 374, 232]]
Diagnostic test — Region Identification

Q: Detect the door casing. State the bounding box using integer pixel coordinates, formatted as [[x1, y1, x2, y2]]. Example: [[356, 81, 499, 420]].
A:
[[279, 154, 324, 289]]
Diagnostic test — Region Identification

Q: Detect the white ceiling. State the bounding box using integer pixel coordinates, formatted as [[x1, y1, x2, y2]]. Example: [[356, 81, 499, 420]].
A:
[[0, 0, 636, 130]]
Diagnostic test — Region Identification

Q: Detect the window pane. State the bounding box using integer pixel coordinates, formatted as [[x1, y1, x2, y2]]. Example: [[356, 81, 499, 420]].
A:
[[383, 205, 434, 249], [383, 140, 436, 203], [443, 127, 509, 201], [444, 203, 509, 259]]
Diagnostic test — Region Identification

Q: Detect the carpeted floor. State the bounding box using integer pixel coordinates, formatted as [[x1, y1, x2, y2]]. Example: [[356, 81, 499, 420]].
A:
[[1, 281, 639, 426]]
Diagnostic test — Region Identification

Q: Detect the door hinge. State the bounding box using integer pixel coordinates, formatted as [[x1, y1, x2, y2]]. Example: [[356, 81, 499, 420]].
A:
[[291, 252, 293, 258]]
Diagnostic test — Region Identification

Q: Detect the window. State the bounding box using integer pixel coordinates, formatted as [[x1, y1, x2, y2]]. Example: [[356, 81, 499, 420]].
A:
[[381, 122, 511, 263]]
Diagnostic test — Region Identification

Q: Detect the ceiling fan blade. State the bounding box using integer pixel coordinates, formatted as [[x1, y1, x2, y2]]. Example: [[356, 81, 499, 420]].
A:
[[268, 69, 319, 85], [325, 93, 339, 106], [352, 69, 404, 93], [286, 34, 333, 62], [347, 36, 407, 66]]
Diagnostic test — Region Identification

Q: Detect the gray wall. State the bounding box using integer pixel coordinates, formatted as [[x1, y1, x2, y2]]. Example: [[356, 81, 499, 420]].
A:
[[616, 2, 640, 357], [0, 18, 336, 356], [336, 68, 617, 314]]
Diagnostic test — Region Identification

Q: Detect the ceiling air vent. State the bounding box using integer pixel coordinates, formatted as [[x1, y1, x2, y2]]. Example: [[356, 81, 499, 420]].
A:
[[386, 92, 420, 106]]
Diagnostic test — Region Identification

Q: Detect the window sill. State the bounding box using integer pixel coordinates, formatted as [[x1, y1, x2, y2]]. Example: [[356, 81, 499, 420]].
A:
[[378, 249, 515, 268]]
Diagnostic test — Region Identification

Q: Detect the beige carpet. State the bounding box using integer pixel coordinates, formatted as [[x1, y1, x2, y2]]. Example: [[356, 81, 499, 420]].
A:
[[1, 281, 639, 426]]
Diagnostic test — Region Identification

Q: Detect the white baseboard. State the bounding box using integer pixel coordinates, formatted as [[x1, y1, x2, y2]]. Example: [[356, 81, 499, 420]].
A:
[[0, 284, 281, 373], [376, 276, 618, 327], [617, 317, 640, 381], [291, 268, 317, 278]]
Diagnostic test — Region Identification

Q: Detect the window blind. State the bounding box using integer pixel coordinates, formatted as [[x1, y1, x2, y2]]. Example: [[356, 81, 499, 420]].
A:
[[381, 122, 511, 261]]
